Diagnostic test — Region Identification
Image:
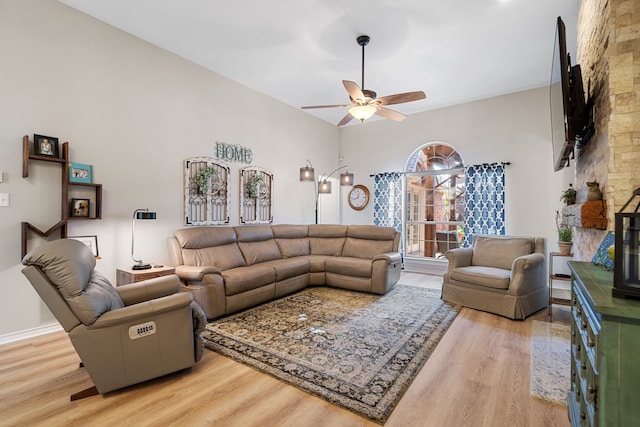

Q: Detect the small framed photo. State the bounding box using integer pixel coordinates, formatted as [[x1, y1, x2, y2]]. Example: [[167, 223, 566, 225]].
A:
[[68, 235, 99, 257], [69, 162, 92, 183], [71, 198, 90, 217], [34, 134, 59, 158]]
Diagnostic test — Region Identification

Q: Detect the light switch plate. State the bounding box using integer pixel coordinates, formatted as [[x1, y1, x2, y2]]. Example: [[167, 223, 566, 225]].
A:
[[0, 193, 9, 207]]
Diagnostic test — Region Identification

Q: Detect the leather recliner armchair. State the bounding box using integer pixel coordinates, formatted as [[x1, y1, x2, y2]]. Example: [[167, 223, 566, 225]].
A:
[[21, 239, 206, 400]]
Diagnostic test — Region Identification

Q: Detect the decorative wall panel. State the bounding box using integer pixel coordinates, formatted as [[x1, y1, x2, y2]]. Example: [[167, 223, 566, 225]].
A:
[[240, 167, 273, 224], [184, 157, 230, 225]]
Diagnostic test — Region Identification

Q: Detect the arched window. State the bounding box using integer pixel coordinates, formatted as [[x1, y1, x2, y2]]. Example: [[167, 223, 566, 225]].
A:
[[404, 143, 465, 260]]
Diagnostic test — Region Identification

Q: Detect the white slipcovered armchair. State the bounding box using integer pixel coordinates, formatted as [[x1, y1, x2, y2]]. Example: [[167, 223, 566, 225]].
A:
[[441, 235, 547, 320]]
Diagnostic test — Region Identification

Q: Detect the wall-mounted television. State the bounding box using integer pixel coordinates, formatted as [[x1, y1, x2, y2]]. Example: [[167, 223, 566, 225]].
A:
[[550, 16, 594, 172]]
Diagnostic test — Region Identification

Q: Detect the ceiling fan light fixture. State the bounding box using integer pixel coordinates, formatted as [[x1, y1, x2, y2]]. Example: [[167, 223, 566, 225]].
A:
[[349, 105, 377, 122]]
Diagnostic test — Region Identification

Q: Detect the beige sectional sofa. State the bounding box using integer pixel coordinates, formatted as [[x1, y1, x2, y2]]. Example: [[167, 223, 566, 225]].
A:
[[168, 224, 402, 319]]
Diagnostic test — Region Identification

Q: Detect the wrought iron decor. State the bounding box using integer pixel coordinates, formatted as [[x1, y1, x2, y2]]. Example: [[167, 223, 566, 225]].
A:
[[240, 167, 273, 224], [184, 157, 230, 225]]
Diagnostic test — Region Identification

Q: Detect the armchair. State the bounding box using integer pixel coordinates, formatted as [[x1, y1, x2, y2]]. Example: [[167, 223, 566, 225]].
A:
[[21, 239, 206, 400], [441, 235, 547, 320]]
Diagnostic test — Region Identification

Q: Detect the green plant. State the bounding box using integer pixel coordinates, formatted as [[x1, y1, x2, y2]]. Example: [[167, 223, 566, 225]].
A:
[[247, 174, 263, 199], [556, 209, 573, 242], [197, 166, 217, 195], [560, 183, 577, 205]]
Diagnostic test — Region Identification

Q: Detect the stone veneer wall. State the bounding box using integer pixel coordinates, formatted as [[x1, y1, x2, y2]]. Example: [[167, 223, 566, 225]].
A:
[[573, 0, 640, 261]]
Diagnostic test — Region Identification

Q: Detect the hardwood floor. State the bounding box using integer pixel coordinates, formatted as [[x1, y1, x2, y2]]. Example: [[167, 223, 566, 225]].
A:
[[0, 272, 570, 427]]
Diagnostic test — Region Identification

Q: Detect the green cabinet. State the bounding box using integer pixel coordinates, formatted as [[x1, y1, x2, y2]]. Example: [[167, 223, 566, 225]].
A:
[[568, 261, 640, 426]]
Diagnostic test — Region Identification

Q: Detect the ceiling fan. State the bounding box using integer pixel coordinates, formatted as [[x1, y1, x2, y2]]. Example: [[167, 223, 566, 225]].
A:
[[301, 35, 426, 126]]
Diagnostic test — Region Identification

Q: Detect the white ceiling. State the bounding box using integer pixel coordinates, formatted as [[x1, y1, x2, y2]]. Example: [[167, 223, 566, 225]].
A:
[[58, 0, 581, 126]]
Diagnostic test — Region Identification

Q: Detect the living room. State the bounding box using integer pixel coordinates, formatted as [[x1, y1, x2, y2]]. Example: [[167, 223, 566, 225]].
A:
[[1, 0, 639, 425]]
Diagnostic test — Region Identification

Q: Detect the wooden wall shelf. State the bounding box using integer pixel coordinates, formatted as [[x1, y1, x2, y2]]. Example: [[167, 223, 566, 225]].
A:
[[563, 200, 607, 230], [21, 135, 103, 257]]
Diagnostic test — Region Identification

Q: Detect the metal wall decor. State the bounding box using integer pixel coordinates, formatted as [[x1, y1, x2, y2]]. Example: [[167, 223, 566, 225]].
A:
[[184, 157, 230, 225], [240, 166, 273, 224]]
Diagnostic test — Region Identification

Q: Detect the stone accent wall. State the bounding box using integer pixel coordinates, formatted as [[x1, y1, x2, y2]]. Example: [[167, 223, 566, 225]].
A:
[[573, 0, 640, 260]]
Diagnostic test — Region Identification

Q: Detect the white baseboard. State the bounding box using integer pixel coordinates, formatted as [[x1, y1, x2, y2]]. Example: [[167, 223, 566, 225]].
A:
[[0, 323, 62, 346]]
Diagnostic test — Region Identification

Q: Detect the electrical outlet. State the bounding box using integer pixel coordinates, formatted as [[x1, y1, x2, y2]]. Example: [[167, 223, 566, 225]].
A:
[[0, 193, 9, 207]]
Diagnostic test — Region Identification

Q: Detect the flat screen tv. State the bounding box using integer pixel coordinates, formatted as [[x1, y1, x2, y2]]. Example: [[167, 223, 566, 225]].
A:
[[550, 16, 594, 172]]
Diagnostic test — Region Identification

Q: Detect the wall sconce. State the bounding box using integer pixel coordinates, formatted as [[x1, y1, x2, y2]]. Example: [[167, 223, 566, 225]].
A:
[[300, 160, 354, 224], [131, 208, 156, 270]]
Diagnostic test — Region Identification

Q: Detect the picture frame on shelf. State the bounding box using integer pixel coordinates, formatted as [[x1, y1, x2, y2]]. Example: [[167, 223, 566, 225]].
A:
[[67, 235, 99, 257], [33, 134, 59, 158], [69, 162, 92, 183], [71, 198, 90, 217]]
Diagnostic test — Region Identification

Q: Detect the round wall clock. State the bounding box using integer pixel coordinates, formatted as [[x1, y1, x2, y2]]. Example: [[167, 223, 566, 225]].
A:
[[348, 184, 370, 210]]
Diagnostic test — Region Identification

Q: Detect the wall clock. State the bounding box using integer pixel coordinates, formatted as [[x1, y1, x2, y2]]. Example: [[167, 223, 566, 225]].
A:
[[348, 184, 370, 211]]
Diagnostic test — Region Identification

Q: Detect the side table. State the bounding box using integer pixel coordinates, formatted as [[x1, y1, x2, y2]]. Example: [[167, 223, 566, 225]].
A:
[[548, 251, 573, 321], [116, 265, 176, 286]]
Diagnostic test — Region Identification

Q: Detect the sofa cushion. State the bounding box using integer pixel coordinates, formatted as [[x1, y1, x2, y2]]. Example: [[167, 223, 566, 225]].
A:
[[309, 224, 347, 256], [273, 224, 310, 258], [222, 265, 276, 296], [182, 245, 246, 271], [342, 237, 394, 259], [235, 226, 282, 265], [325, 257, 372, 278], [472, 236, 532, 270], [175, 226, 236, 248], [261, 258, 310, 281], [175, 227, 246, 270], [450, 265, 511, 290], [21, 239, 124, 325]]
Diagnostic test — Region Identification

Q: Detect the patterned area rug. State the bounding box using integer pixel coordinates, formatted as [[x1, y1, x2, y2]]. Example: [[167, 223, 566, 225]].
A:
[[530, 320, 571, 405], [204, 285, 460, 424]]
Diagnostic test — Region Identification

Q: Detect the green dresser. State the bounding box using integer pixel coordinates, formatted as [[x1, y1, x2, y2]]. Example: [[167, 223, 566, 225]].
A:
[[568, 261, 640, 426]]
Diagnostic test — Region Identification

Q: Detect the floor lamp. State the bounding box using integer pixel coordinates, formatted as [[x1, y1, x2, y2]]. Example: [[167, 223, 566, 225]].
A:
[[131, 208, 156, 270], [300, 160, 353, 224]]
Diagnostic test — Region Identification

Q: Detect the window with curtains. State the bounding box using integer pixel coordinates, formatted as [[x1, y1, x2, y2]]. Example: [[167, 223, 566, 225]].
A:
[[462, 162, 508, 246], [404, 143, 465, 259]]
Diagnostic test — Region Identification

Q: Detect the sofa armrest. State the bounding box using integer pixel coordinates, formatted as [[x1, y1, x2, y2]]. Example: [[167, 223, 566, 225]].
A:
[[175, 265, 222, 281], [445, 247, 473, 271], [508, 252, 546, 296], [116, 274, 180, 306], [373, 252, 401, 264], [90, 292, 193, 328]]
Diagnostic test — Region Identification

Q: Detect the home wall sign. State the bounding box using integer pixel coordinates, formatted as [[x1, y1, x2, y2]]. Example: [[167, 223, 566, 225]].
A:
[[215, 141, 253, 164]]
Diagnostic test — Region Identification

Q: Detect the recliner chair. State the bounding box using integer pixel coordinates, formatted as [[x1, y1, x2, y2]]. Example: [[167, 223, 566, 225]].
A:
[[21, 239, 206, 400]]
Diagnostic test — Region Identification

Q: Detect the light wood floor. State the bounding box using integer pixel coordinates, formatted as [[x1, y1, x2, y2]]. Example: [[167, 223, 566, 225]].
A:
[[0, 272, 570, 427]]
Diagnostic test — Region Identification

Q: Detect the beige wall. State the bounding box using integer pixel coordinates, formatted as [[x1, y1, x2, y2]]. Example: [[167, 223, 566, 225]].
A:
[[0, 0, 339, 337]]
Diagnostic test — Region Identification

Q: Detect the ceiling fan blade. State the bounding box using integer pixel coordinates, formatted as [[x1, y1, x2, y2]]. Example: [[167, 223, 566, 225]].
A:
[[337, 112, 355, 127], [301, 103, 351, 110], [343, 80, 365, 102], [376, 91, 426, 106], [375, 107, 406, 121]]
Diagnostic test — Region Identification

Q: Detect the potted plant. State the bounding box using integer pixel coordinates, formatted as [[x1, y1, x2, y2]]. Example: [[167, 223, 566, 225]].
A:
[[247, 174, 263, 199], [560, 183, 577, 205], [197, 165, 218, 195], [556, 209, 574, 255]]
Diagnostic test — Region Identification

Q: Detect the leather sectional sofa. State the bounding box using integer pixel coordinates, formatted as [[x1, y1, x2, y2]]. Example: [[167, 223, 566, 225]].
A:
[[168, 224, 402, 319]]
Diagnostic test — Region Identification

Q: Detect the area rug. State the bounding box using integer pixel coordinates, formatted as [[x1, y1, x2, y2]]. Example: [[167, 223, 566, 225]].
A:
[[203, 285, 460, 424], [530, 320, 571, 405]]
